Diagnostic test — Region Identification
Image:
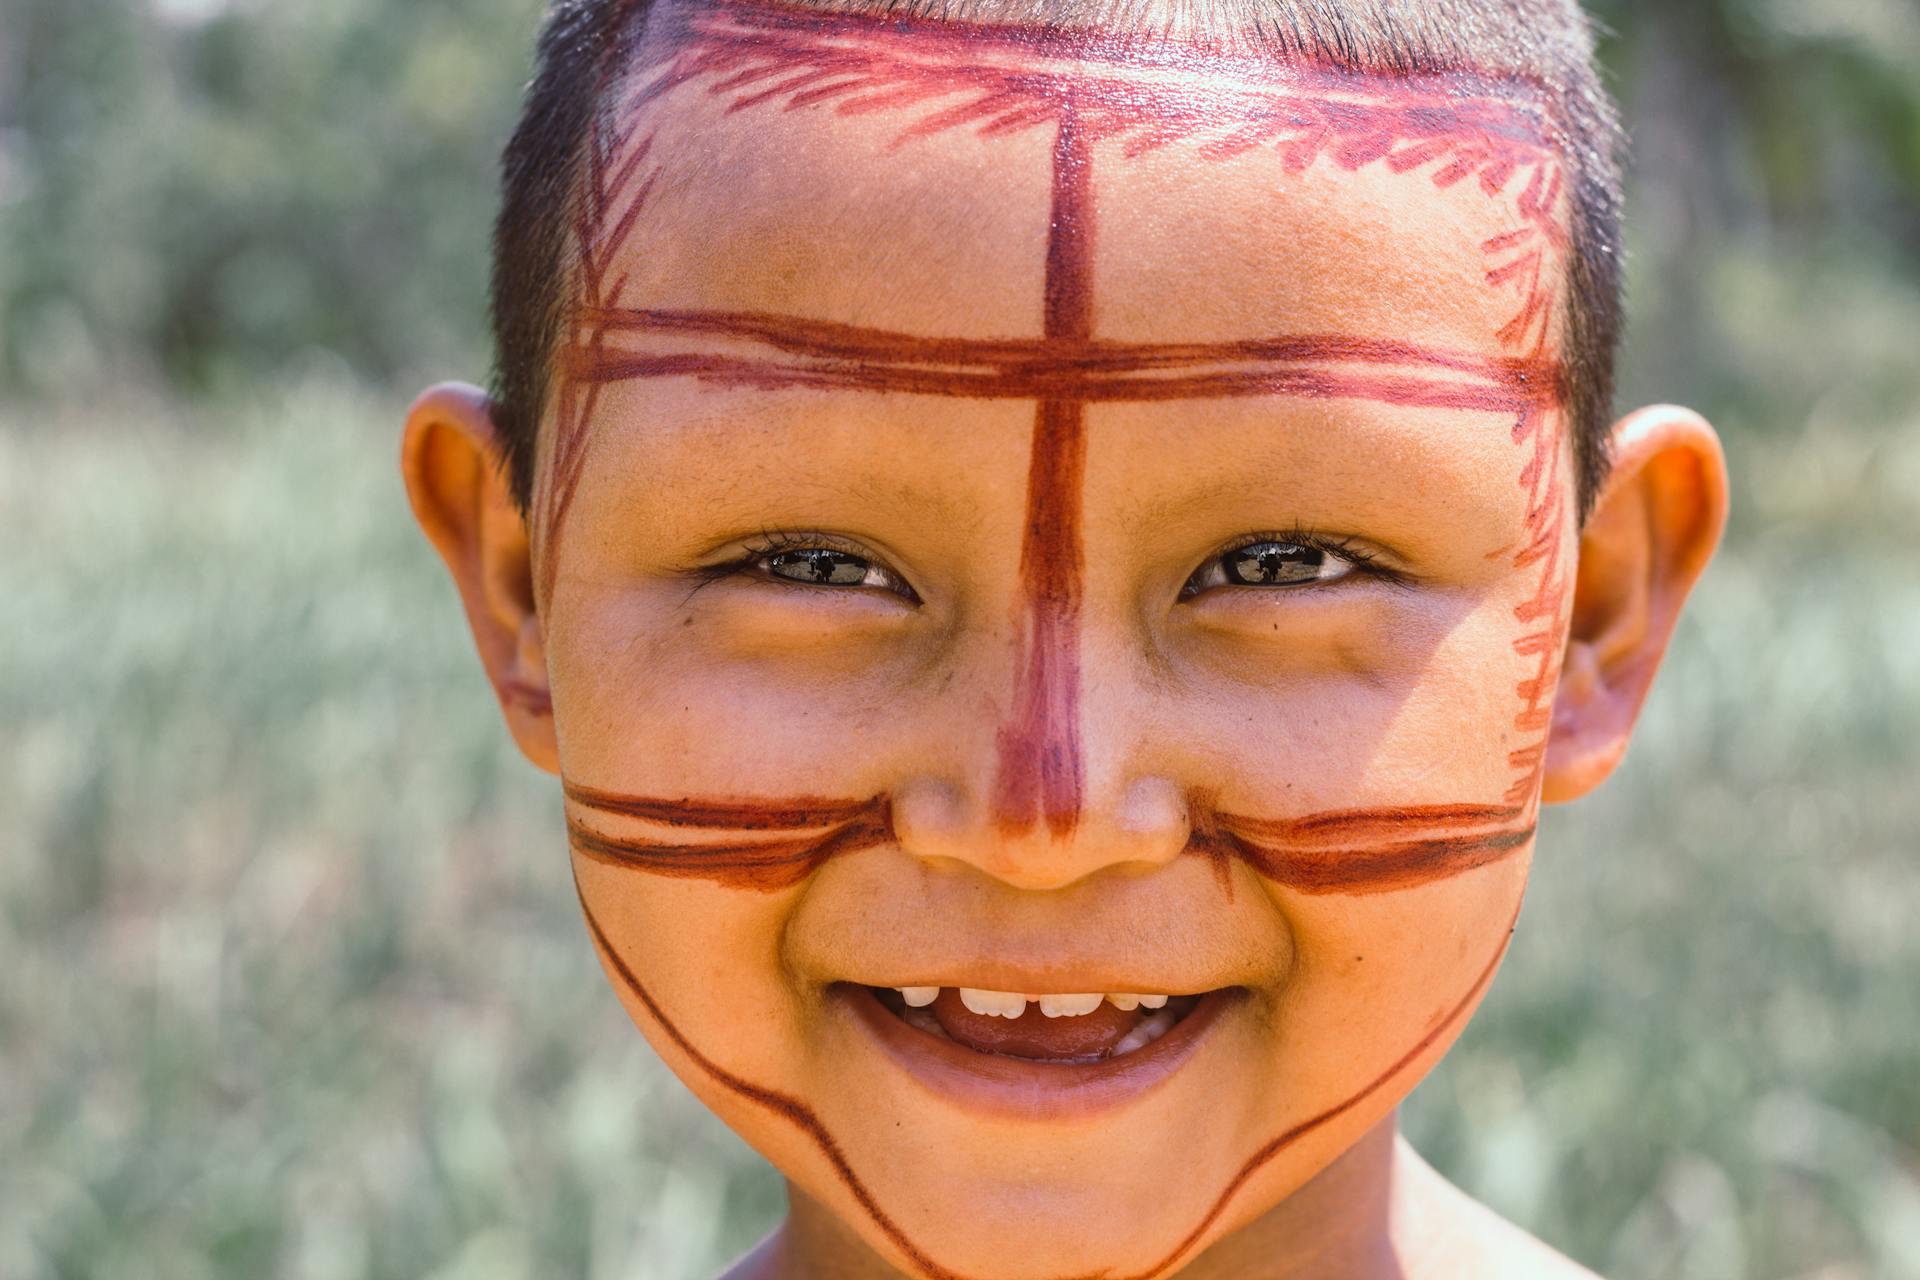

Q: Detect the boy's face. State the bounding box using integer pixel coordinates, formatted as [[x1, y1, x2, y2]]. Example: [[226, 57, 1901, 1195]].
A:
[[405, 3, 1726, 1276]]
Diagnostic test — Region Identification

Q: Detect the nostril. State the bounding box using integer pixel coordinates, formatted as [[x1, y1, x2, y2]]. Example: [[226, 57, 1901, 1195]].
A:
[[887, 776, 972, 862], [1118, 775, 1192, 852], [888, 772, 1188, 889]]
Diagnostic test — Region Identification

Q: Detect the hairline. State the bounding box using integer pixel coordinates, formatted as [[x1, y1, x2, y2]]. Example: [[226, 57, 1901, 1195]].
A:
[[492, 0, 1620, 523]]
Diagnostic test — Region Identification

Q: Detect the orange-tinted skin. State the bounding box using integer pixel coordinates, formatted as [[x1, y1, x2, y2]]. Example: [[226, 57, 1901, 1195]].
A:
[[402, 3, 1730, 1276]]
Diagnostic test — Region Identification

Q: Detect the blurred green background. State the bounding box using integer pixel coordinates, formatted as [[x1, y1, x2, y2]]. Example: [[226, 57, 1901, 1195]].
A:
[[2, 0, 1917, 1276]]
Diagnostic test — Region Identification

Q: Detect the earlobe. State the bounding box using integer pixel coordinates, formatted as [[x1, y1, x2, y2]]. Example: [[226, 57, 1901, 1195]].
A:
[[400, 382, 560, 773], [1543, 405, 1728, 803]]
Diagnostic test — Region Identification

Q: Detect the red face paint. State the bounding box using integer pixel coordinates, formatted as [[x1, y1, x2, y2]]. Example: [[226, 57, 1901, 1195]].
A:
[[536, 76, 661, 608], [581, 873, 1519, 1280], [567, 311, 1560, 409], [1193, 803, 1534, 896], [565, 780, 892, 891], [553, 4, 1573, 1271], [576, 885, 958, 1280], [549, 0, 1572, 800], [1103, 900, 1522, 1279], [989, 103, 1095, 838], [568, 782, 1530, 897]]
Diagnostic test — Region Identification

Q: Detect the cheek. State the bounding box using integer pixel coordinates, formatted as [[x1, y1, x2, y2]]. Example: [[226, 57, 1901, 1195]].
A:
[[543, 582, 929, 795], [1243, 859, 1529, 1184], [1184, 590, 1557, 814], [573, 862, 823, 1138]]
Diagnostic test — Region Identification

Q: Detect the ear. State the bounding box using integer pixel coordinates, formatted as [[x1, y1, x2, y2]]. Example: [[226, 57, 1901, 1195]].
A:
[[400, 382, 559, 773], [1542, 405, 1729, 803]]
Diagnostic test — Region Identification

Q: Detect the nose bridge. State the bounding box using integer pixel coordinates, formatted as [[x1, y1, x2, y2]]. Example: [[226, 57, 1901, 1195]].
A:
[[895, 561, 1186, 892], [918, 103, 1185, 888], [988, 396, 1087, 843]]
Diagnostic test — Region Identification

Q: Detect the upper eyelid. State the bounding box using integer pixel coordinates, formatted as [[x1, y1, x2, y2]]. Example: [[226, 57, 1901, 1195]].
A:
[[732, 532, 921, 600], [1206, 529, 1371, 562], [708, 529, 890, 573], [1182, 531, 1414, 598], [738, 528, 870, 556]]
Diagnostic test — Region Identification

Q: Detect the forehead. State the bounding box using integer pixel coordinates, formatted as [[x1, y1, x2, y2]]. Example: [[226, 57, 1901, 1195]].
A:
[[598, 0, 1567, 356]]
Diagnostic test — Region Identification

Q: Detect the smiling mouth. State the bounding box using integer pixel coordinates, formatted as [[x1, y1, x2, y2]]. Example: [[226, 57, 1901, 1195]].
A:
[[836, 980, 1243, 1119], [868, 984, 1204, 1062]]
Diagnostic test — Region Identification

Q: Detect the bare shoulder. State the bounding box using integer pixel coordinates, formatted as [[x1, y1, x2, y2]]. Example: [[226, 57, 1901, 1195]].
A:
[[1394, 1138, 1605, 1280], [715, 1231, 783, 1280]]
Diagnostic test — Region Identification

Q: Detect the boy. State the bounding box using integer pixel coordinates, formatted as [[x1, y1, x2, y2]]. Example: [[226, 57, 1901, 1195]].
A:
[[401, 0, 1728, 1274]]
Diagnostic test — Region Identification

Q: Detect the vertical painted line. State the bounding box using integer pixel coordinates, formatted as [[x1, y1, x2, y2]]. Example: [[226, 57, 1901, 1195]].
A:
[[993, 105, 1094, 837]]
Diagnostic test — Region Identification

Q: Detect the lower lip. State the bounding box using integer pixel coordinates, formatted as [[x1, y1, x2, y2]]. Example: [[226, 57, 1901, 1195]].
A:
[[835, 983, 1243, 1122]]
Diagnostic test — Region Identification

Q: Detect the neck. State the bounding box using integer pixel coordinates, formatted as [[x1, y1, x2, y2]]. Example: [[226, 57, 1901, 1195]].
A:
[[729, 1114, 1414, 1280]]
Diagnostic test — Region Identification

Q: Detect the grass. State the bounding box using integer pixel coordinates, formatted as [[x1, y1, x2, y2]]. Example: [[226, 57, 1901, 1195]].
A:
[[2, 361, 1917, 1279]]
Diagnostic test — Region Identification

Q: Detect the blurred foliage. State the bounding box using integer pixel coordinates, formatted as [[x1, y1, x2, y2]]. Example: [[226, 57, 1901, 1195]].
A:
[[1, 0, 1918, 409], [0, 0, 535, 394], [6, 384, 1920, 1278], [2, 0, 1919, 1278]]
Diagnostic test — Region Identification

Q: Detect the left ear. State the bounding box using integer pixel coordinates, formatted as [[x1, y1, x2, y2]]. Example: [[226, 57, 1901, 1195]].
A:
[[400, 382, 560, 774], [1543, 405, 1729, 803]]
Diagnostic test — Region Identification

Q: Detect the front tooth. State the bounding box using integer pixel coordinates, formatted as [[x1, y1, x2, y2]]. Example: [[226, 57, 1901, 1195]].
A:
[[897, 986, 938, 1008], [1038, 993, 1103, 1018], [1137, 993, 1169, 1010], [1106, 993, 1142, 1011], [958, 988, 1028, 1018]]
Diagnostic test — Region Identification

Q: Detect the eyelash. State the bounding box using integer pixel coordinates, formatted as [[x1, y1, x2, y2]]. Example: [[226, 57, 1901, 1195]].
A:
[[1180, 526, 1408, 598], [691, 529, 921, 601]]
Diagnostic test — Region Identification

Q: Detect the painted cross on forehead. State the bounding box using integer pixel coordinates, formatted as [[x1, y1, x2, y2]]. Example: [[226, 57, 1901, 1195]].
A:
[[537, 4, 1572, 1276], [539, 0, 1572, 828]]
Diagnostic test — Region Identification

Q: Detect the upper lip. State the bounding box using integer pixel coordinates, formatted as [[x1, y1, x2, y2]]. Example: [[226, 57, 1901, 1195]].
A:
[[834, 969, 1224, 995], [835, 981, 1248, 1122], [784, 875, 1294, 1002]]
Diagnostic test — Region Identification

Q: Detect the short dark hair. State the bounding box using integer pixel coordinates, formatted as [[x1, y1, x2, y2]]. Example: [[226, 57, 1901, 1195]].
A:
[[489, 0, 1623, 521]]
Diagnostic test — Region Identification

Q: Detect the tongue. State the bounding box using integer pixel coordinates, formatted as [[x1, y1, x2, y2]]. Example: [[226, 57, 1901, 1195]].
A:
[[930, 990, 1143, 1060]]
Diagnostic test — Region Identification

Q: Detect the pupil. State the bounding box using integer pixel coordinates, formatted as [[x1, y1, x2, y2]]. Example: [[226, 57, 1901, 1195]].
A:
[[769, 549, 868, 585], [1226, 541, 1322, 586]]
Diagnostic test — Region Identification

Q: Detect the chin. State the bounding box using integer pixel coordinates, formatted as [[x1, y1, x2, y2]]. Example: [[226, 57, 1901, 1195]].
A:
[[755, 980, 1351, 1280]]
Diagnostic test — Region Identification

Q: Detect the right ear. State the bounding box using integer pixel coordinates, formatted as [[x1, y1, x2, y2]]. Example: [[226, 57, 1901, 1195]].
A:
[[400, 382, 559, 773]]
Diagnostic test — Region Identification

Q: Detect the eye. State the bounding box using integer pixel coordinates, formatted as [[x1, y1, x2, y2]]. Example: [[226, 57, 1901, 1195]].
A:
[[764, 547, 889, 587], [724, 533, 921, 603], [1180, 537, 1362, 598]]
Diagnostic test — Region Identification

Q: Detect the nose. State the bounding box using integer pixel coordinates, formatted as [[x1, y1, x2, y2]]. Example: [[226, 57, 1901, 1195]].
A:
[[889, 633, 1191, 891]]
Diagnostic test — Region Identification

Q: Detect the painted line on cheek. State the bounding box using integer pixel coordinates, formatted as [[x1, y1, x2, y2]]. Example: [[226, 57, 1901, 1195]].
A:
[[574, 881, 959, 1280], [547, 5, 1563, 1268], [991, 104, 1093, 840], [565, 782, 892, 892], [567, 813, 893, 891], [565, 780, 877, 828], [575, 855, 1522, 1280], [1195, 802, 1536, 896], [1112, 898, 1524, 1280], [564, 787, 1533, 898]]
